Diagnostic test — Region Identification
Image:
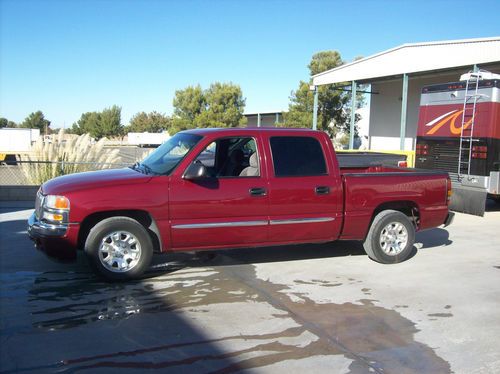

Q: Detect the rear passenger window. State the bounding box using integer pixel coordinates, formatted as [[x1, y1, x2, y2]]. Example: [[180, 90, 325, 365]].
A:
[[270, 136, 327, 177]]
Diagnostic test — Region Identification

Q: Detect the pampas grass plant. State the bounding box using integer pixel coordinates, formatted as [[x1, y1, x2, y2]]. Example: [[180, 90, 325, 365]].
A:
[[22, 130, 122, 184]]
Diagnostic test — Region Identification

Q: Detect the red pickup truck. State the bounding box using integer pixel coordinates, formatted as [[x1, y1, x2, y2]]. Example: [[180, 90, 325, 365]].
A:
[[28, 128, 454, 280]]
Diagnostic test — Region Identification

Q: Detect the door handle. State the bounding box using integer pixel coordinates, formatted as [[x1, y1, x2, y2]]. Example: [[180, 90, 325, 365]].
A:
[[315, 186, 330, 195], [250, 187, 267, 196]]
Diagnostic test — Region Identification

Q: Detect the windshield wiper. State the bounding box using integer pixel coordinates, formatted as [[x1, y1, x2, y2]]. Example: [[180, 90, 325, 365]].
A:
[[129, 162, 142, 173], [129, 161, 159, 175], [140, 163, 159, 175], [141, 163, 152, 174]]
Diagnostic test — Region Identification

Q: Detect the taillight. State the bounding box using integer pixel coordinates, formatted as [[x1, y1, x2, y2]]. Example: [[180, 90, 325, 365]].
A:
[[398, 161, 408, 168], [447, 177, 452, 204], [416, 144, 429, 156], [471, 145, 487, 159]]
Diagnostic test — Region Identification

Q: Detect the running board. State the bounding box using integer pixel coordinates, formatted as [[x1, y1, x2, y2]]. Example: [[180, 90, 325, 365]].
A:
[[449, 184, 487, 217]]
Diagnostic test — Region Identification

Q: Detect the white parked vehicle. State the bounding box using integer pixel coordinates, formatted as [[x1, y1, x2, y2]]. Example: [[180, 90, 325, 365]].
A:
[[0, 128, 40, 163], [127, 131, 170, 147]]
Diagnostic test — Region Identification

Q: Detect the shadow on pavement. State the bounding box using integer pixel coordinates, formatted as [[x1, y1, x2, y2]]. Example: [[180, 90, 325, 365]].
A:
[[416, 228, 453, 250], [486, 198, 500, 212]]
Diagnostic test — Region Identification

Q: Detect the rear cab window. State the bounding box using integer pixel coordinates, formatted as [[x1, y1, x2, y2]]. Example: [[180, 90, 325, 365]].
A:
[[270, 136, 327, 177]]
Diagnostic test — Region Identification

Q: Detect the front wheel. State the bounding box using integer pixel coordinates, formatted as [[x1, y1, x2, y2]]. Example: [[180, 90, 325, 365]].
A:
[[85, 217, 153, 281], [363, 210, 415, 264]]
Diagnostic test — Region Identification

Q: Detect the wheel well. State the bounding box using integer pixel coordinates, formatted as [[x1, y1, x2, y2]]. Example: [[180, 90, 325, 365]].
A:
[[78, 210, 162, 253], [371, 201, 420, 229]]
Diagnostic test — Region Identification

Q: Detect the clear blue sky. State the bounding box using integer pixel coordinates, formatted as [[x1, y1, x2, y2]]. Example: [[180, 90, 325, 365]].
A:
[[1, 0, 499, 128]]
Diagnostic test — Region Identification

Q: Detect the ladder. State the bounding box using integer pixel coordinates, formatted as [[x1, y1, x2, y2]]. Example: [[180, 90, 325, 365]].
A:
[[457, 72, 481, 178]]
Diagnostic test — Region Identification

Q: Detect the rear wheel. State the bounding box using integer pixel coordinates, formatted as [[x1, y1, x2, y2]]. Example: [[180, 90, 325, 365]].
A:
[[363, 210, 415, 264], [85, 217, 153, 281]]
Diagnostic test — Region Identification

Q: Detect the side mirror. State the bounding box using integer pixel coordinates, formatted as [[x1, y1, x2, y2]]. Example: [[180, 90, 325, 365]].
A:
[[183, 162, 208, 180]]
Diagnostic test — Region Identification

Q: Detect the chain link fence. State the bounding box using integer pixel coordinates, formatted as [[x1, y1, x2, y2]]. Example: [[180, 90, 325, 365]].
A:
[[0, 160, 131, 186]]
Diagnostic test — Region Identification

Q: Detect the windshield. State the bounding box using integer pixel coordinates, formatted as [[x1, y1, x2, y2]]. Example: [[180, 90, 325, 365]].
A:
[[139, 133, 202, 175]]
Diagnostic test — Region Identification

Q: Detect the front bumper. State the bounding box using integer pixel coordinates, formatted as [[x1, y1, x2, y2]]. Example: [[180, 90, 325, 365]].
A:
[[27, 212, 78, 260], [28, 212, 68, 238]]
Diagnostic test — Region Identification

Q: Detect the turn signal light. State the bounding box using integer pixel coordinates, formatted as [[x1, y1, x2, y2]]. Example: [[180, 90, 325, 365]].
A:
[[42, 212, 64, 222]]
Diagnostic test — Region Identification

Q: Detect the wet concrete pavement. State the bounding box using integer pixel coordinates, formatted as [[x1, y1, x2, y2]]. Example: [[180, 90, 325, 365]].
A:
[[1, 202, 499, 373]]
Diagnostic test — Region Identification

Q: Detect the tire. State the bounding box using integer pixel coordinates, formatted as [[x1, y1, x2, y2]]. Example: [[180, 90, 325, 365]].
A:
[[363, 210, 415, 264], [84, 216, 153, 281]]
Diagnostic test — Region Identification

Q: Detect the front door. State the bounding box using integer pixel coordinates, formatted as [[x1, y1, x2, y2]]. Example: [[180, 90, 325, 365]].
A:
[[169, 136, 269, 250]]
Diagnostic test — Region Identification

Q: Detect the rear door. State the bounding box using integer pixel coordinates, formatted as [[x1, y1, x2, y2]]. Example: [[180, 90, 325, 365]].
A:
[[169, 134, 269, 250], [265, 134, 343, 243]]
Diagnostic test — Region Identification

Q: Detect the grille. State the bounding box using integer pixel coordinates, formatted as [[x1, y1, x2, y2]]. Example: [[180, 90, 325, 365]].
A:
[[35, 191, 44, 219], [431, 143, 460, 174]]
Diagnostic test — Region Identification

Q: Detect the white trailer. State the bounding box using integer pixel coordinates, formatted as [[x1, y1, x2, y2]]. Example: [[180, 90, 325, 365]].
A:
[[0, 128, 40, 161], [127, 131, 170, 147]]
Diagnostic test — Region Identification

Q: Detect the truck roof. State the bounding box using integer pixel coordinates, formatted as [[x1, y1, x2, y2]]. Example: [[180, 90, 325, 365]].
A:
[[183, 127, 321, 136]]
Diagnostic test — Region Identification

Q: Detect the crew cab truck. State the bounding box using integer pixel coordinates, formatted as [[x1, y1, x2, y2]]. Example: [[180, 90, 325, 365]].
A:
[[28, 128, 454, 280]]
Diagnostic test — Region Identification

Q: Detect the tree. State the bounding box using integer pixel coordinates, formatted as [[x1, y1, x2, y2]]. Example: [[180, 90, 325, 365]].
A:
[[72, 105, 123, 139], [200, 82, 246, 128], [0, 118, 17, 128], [98, 105, 122, 138], [72, 112, 99, 135], [284, 51, 363, 137], [20, 111, 51, 133], [171, 82, 246, 134], [126, 111, 171, 133]]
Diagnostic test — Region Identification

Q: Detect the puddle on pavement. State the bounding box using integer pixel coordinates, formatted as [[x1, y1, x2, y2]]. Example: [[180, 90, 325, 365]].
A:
[[2, 253, 452, 373]]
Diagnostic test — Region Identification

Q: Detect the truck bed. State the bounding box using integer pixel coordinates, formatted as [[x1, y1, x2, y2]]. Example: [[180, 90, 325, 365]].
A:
[[339, 167, 450, 240]]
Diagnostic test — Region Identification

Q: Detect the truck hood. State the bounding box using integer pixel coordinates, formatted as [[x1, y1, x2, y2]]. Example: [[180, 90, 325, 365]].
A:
[[42, 168, 153, 195]]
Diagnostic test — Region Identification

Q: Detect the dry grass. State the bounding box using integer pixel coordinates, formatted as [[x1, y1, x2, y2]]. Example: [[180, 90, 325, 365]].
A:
[[22, 130, 121, 184]]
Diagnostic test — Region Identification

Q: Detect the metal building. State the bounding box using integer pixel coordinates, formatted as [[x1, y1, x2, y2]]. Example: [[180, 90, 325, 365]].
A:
[[311, 37, 500, 151], [245, 111, 284, 127]]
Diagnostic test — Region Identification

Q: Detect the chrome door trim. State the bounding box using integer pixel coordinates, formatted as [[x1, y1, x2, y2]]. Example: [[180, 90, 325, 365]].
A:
[[269, 217, 335, 225], [172, 217, 336, 229], [172, 220, 268, 230]]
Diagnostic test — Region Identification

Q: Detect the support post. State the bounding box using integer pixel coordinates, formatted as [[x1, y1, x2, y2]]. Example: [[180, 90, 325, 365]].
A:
[[400, 73, 408, 151], [257, 113, 261, 128], [312, 86, 318, 130], [349, 81, 357, 149]]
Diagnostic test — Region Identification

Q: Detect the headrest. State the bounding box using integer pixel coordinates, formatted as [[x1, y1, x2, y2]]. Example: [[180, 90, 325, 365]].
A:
[[249, 152, 258, 168]]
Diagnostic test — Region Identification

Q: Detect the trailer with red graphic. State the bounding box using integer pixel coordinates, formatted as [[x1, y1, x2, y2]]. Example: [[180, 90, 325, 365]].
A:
[[415, 71, 500, 216]]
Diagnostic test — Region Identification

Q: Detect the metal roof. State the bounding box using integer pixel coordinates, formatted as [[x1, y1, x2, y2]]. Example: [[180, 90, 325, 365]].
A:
[[312, 37, 500, 86]]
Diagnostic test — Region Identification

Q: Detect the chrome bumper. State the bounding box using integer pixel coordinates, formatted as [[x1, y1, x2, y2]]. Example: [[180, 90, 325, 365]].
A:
[[28, 212, 68, 238]]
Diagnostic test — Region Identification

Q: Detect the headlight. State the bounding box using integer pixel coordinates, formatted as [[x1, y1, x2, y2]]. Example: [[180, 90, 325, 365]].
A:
[[45, 195, 70, 210], [42, 195, 70, 223]]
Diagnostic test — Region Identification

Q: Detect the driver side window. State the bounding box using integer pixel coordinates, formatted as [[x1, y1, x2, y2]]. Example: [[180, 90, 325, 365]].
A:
[[194, 137, 260, 178]]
